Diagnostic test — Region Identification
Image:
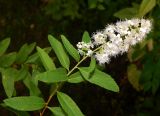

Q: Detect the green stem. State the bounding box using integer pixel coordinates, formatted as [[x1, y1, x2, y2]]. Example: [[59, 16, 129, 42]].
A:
[[67, 44, 102, 76], [67, 55, 88, 76], [39, 56, 89, 116], [40, 45, 103, 116]]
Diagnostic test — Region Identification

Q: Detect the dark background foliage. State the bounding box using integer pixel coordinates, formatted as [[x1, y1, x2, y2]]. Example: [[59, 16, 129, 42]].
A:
[[0, 0, 160, 116], [0, 0, 135, 48]]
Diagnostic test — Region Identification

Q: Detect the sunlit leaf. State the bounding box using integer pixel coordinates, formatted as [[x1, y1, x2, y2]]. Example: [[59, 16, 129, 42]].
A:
[[48, 107, 66, 116], [0, 103, 30, 116], [61, 35, 80, 62], [0, 38, 10, 56], [15, 66, 28, 81], [138, 0, 156, 17], [78, 67, 90, 79], [57, 92, 84, 116], [89, 57, 96, 72], [114, 7, 138, 19], [82, 31, 91, 43], [89, 69, 119, 92], [87, 69, 119, 92], [1, 68, 18, 97], [23, 73, 41, 96], [36, 68, 68, 83], [78, 58, 96, 79], [0, 52, 17, 68], [26, 47, 52, 64], [4, 96, 45, 111], [37, 46, 56, 71], [48, 35, 70, 70], [16, 43, 36, 63], [68, 71, 84, 83]]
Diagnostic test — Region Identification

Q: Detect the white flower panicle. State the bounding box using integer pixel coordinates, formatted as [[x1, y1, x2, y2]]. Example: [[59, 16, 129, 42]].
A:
[[77, 18, 152, 64]]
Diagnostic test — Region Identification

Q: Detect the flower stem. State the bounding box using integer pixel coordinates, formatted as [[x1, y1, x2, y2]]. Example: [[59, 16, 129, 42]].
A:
[[67, 55, 88, 76], [40, 83, 61, 116], [39, 44, 103, 116], [39, 55, 90, 116]]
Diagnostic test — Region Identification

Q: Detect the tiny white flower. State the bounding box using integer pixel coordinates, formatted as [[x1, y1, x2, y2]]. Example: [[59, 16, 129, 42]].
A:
[[92, 31, 107, 45], [95, 53, 110, 64], [86, 50, 93, 56], [76, 41, 93, 56]]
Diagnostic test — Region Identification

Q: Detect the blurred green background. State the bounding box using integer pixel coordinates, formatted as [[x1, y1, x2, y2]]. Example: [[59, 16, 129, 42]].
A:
[[1, 0, 160, 115]]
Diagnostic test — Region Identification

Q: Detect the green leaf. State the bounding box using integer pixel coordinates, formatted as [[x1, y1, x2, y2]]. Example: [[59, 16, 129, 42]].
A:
[[114, 7, 138, 19], [0, 38, 10, 56], [143, 81, 152, 92], [0, 52, 17, 68], [15, 66, 28, 81], [78, 58, 96, 79], [82, 31, 91, 43], [16, 43, 36, 63], [68, 71, 84, 83], [89, 57, 96, 72], [87, 69, 119, 92], [138, 0, 156, 17], [26, 47, 52, 64], [3, 96, 45, 111], [152, 78, 159, 94], [78, 67, 91, 79], [48, 107, 66, 116], [0, 103, 30, 116], [25, 53, 39, 64], [36, 68, 68, 83], [37, 46, 56, 71], [97, 4, 105, 10], [49, 83, 58, 94], [127, 64, 142, 91], [48, 35, 70, 70], [31, 69, 41, 86], [61, 35, 80, 62], [140, 58, 154, 83], [1, 68, 18, 97], [57, 92, 84, 116], [23, 73, 41, 96], [88, 0, 97, 9]]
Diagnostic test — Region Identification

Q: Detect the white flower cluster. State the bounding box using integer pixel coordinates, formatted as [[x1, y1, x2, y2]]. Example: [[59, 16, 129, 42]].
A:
[[77, 18, 152, 64], [76, 42, 94, 56]]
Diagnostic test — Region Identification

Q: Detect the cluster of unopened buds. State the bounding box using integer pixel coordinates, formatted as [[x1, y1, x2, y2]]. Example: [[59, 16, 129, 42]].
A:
[[77, 18, 152, 64]]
